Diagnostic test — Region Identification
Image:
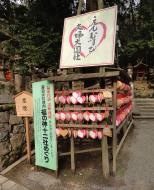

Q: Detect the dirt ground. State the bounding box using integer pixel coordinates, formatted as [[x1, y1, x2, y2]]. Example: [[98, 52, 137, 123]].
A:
[[4, 119, 154, 190]]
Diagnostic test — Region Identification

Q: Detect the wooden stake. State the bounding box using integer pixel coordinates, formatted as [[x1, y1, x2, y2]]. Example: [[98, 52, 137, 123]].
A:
[[24, 117, 31, 164], [102, 135, 109, 178]]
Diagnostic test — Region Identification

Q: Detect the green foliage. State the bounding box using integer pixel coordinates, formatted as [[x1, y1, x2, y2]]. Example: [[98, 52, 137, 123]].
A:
[[0, 0, 154, 71], [1, 0, 73, 71], [119, 0, 154, 66]]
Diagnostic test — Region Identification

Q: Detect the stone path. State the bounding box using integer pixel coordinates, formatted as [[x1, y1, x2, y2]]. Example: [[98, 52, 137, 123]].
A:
[[0, 175, 29, 190], [118, 119, 154, 190], [3, 119, 154, 190]]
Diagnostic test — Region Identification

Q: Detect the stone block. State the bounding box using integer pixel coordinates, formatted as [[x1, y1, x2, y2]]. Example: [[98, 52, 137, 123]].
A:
[[0, 131, 9, 142], [0, 155, 9, 171], [0, 81, 14, 95], [0, 112, 9, 123], [8, 152, 20, 164], [0, 71, 5, 80], [10, 134, 24, 150], [11, 184, 28, 190], [0, 124, 10, 131], [9, 115, 23, 125], [2, 180, 16, 190], [0, 95, 13, 104], [0, 175, 8, 184], [0, 141, 11, 156], [13, 124, 25, 134]]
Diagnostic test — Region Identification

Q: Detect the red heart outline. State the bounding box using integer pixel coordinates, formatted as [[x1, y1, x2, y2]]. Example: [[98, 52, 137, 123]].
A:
[[69, 22, 107, 57]]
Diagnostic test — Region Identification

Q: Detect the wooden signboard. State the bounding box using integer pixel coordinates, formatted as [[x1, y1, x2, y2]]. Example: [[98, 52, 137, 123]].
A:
[[14, 91, 33, 117], [14, 91, 33, 163], [60, 6, 117, 68]]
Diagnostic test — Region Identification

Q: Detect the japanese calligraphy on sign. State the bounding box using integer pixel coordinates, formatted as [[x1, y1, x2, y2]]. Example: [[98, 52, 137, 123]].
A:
[[32, 80, 57, 171], [60, 6, 117, 68], [14, 91, 33, 117]]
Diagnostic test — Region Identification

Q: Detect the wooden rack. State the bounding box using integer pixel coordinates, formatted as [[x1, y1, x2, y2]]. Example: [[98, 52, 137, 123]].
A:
[[48, 68, 134, 178]]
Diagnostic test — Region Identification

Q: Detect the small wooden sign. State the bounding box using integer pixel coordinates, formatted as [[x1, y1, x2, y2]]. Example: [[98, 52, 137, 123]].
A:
[[14, 91, 33, 117], [14, 91, 33, 164]]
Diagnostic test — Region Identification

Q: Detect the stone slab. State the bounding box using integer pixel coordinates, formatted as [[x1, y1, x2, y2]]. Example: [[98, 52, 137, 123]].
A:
[[0, 112, 9, 124], [0, 131, 8, 142], [0, 175, 29, 190], [1, 180, 16, 190], [13, 125, 25, 134], [0, 95, 13, 104], [10, 134, 24, 150], [0, 142, 11, 156], [0, 176, 8, 185], [9, 115, 23, 125], [10, 184, 28, 190]]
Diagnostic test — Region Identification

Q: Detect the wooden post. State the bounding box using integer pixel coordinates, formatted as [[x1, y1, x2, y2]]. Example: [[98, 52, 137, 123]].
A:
[[98, 0, 104, 74], [77, 0, 83, 15], [102, 135, 109, 178], [98, 0, 104, 9], [112, 80, 117, 175], [70, 134, 75, 173], [24, 117, 31, 164], [55, 151, 59, 178]]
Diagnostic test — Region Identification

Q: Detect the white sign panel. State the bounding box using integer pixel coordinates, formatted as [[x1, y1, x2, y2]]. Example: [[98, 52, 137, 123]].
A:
[[60, 6, 117, 68]]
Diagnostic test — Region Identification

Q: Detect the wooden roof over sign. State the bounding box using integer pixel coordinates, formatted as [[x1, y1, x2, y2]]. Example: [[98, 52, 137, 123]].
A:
[[14, 91, 32, 99]]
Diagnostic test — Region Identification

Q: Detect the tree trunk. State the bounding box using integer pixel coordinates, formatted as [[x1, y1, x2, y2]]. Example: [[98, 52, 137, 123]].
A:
[[86, 0, 98, 11]]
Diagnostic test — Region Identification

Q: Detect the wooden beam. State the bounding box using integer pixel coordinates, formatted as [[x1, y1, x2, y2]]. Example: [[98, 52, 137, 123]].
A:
[[116, 120, 134, 158], [56, 124, 113, 129], [56, 88, 113, 94], [116, 112, 132, 134], [59, 147, 102, 156], [47, 71, 119, 82], [0, 150, 35, 175], [56, 107, 114, 111]]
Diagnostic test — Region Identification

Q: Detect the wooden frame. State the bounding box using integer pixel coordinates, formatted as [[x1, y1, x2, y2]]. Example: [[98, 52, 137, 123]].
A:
[[47, 0, 134, 177], [50, 67, 134, 178]]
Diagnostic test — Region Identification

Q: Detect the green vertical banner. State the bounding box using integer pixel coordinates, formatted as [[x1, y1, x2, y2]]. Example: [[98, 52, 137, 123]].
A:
[[32, 80, 57, 170]]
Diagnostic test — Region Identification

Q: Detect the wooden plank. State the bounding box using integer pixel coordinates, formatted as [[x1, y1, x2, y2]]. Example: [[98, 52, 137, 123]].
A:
[[47, 71, 120, 82], [0, 150, 35, 175], [55, 88, 113, 95], [116, 120, 134, 158], [56, 124, 113, 129], [116, 112, 132, 134], [56, 107, 114, 111], [59, 147, 102, 156], [102, 135, 109, 178]]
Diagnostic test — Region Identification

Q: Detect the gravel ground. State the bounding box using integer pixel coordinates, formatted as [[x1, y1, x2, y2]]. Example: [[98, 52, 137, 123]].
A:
[[4, 119, 154, 190]]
